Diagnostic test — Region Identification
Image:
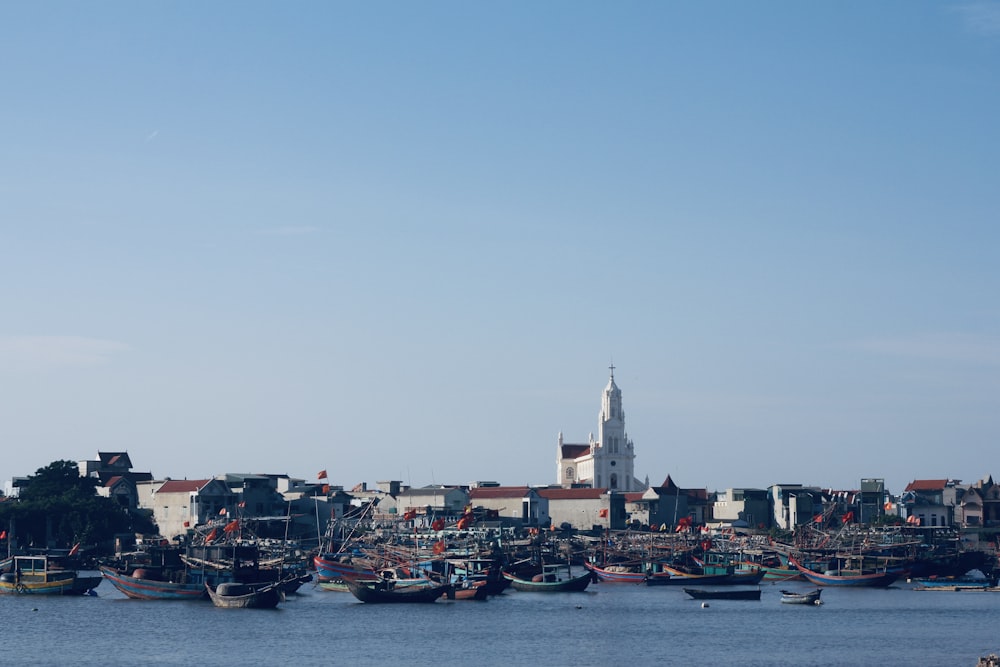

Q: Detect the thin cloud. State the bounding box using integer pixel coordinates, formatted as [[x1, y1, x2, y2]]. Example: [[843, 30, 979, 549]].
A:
[[954, 2, 1000, 36], [144, 129, 159, 143], [0, 335, 130, 372], [254, 226, 321, 236], [854, 333, 1000, 366]]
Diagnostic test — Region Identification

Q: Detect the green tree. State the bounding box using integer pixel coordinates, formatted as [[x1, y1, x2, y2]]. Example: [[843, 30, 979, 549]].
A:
[[0, 459, 152, 552]]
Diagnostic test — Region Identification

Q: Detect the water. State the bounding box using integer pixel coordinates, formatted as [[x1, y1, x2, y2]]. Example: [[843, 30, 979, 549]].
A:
[[3, 576, 1000, 666]]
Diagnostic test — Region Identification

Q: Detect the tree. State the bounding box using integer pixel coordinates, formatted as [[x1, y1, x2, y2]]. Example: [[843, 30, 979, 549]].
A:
[[0, 459, 147, 552]]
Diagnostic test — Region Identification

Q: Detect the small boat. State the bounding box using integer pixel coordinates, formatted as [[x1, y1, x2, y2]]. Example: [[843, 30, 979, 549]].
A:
[[789, 556, 898, 588], [646, 565, 765, 587], [100, 565, 205, 600], [343, 575, 450, 603], [780, 589, 822, 605], [502, 563, 593, 593], [206, 580, 284, 609], [0, 555, 101, 596], [584, 561, 647, 583], [684, 587, 761, 601], [449, 580, 490, 601]]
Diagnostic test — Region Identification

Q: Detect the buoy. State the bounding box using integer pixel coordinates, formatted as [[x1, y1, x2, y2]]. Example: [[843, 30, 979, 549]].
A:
[[701, 602, 709, 608]]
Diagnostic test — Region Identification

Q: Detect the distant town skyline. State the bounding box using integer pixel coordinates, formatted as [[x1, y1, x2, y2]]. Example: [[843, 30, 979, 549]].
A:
[[2, 3, 998, 495]]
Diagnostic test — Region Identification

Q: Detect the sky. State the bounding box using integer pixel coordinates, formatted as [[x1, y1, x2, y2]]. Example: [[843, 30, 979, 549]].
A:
[[2, 2, 999, 496]]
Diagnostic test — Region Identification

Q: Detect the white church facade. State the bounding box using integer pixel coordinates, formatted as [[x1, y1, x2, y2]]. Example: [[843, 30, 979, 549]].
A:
[[557, 366, 647, 492]]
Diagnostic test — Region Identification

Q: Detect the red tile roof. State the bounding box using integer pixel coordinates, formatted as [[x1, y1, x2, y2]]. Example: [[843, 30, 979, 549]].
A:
[[905, 479, 949, 492], [469, 486, 531, 500], [158, 479, 212, 493], [536, 487, 607, 500], [561, 444, 591, 459]]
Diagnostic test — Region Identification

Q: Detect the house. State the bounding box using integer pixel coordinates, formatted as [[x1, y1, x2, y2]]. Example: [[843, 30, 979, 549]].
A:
[[901, 479, 961, 528], [80, 451, 153, 510], [769, 484, 823, 529], [536, 487, 624, 531], [468, 486, 548, 528], [641, 476, 711, 529], [379, 485, 470, 527], [713, 487, 770, 530], [140, 478, 235, 539], [971, 476, 1000, 527]]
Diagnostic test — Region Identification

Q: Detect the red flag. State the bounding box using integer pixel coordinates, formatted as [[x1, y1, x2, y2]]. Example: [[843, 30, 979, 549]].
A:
[[0, 530, 6, 539], [237, 501, 246, 508], [432, 540, 446, 555], [842, 511, 854, 524], [183, 521, 190, 528], [599, 508, 609, 518], [219, 507, 227, 516], [317, 470, 328, 480], [431, 518, 445, 531], [403, 509, 416, 521], [204, 528, 218, 542], [456, 515, 472, 530], [813, 514, 824, 524], [223, 520, 240, 533], [68, 543, 80, 556]]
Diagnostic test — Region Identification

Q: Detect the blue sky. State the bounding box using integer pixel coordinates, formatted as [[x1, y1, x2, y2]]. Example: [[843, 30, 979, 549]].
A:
[[2, 2, 999, 495]]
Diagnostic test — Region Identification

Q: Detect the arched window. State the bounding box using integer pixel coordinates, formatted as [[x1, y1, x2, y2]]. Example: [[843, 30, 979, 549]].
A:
[[610, 473, 618, 490], [565, 467, 574, 480]]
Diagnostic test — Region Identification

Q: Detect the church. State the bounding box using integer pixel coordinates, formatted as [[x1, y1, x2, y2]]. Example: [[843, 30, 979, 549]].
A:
[[557, 366, 647, 492]]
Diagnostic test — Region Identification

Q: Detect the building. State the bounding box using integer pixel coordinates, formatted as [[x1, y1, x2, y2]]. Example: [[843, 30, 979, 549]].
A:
[[556, 365, 647, 492], [713, 487, 770, 529], [139, 478, 235, 539], [468, 486, 548, 528], [536, 487, 625, 531]]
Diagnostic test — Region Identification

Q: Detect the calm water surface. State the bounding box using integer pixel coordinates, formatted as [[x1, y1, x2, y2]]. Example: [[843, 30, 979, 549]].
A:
[[2, 574, 1000, 666]]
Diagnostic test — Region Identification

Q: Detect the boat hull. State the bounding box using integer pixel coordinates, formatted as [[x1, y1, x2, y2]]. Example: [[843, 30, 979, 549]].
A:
[[344, 577, 450, 603], [99, 566, 206, 600], [503, 571, 592, 592], [684, 587, 761, 600]]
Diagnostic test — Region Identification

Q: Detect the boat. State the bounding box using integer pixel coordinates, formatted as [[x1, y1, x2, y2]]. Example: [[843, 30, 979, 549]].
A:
[[206, 580, 284, 609], [502, 563, 593, 593], [343, 575, 451, 603], [584, 560, 647, 583], [911, 570, 995, 591], [645, 564, 765, 586], [450, 579, 490, 601], [0, 554, 101, 596], [780, 589, 822, 605], [99, 565, 205, 600], [789, 556, 899, 588], [101, 541, 293, 600], [683, 587, 761, 600]]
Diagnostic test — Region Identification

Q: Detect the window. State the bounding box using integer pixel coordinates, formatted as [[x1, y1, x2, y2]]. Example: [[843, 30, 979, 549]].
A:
[[565, 468, 574, 480], [610, 473, 618, 489]]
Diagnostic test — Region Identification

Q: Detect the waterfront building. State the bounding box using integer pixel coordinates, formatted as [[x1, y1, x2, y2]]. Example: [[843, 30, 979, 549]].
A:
[[556, 365, 647, 492], [467, 485, 548, 528]]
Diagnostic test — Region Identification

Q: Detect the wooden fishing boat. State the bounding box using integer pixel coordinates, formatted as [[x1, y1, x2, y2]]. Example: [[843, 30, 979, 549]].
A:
[[343, 575, 450, 603], [450, 580, 490, 600], [206, 580, 283, 609], [789, 556, 899, 588], [502, 563, 593, 593], [584, 561, 647, 583], [0, 555, 100, 596], [100, 565, 205, 600], [646, 564, 765, 586], [684, 587, 761, 600], [780, 589, 822, 605]]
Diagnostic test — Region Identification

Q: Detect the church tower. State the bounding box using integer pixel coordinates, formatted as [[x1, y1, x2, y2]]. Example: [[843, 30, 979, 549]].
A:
[[592, 364, 636, 491], [557, 365, 642, 491]]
